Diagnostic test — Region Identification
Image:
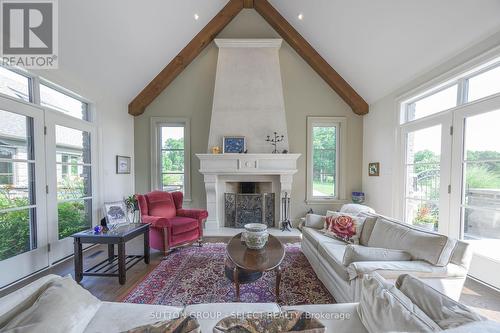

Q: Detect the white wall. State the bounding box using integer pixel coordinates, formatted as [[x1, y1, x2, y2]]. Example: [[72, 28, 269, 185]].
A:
[[362, 31, 500, 217]]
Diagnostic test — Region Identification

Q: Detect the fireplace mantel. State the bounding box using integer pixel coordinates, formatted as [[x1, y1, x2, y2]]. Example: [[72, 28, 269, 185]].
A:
[[196, 153, 301, 229]]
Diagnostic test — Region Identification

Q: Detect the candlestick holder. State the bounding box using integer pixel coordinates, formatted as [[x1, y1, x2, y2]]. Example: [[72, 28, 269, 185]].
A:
[[265, 132, 285, 154]]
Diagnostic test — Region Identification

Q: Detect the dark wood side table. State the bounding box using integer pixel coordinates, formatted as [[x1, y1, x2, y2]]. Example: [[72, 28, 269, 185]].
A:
[[71, 223, 150, 285], [226, 233, 285, 302]]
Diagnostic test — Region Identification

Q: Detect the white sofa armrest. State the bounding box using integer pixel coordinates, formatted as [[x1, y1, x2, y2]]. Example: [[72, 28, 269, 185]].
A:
[[346, 260, 468, 281]]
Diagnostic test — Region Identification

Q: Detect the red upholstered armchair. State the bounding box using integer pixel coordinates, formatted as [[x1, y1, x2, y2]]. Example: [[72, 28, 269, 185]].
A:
[[136, 191, 208, 255]]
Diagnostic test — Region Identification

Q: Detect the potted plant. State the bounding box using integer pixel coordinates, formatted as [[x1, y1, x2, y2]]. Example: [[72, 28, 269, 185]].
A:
[[124, 194, 140, 223], [413, 206, 437, 231]]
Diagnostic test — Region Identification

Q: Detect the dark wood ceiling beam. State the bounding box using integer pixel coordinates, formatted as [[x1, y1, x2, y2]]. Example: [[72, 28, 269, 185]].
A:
[[128, 0, 244, 116], [128, 0, 369, 116], [243, 0, 254, 8], [254, 0, 368, 115]]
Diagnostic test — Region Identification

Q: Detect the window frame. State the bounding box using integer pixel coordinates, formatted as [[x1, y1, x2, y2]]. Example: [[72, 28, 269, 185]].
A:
[[399, 54, 500, 125], [306, 116, 347, 204], [150, 117, 191, 202]]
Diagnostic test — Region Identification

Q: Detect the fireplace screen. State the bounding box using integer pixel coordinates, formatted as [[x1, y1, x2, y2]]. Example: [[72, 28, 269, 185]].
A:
[[225, 193, 275, 228]]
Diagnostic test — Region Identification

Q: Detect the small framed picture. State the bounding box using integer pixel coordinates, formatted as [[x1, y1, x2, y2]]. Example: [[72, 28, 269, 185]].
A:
[[368, 162, 380, 176], [116, 155, 131, 174], [103, 201, 129, 227], [223, 136, 246, 154]]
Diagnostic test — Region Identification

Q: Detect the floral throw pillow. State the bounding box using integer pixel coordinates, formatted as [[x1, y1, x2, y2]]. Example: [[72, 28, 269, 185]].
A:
[[324, 213, 365, 244]]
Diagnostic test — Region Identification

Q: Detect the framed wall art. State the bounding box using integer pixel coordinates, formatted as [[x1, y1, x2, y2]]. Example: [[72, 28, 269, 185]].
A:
[[116, 155, 131, 174], [368, 162, 380, 176]]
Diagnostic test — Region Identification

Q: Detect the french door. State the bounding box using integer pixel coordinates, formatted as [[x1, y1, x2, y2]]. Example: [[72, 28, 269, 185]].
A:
[[0, 97, 98, 287], [45, 112, 98, 263], [450, 95, 500, 288], [0, 98, 48, 286], [400, 113, 452, 234]]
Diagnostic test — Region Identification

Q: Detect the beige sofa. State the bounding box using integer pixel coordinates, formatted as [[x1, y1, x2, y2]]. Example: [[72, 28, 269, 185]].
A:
[[1, 273, 495, 333], [301, 206, 472, 303]]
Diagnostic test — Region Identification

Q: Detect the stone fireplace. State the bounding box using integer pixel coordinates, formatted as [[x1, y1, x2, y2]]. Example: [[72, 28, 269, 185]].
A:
[[197, 38, 300, 229], [196, 154, 300, 229]]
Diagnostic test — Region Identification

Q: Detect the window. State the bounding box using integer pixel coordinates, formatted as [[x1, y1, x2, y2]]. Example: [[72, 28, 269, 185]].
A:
[[40, 83, 89, 121], [55, 126, 92, 239], [401, 57, 500, 125], [0, 109, 36, 261], [306, 117, 346, 203], [0, 67, 30, 102], [467, 65, 500, 102], [404, 85, 458, 123], [151, 118, 191, 201]]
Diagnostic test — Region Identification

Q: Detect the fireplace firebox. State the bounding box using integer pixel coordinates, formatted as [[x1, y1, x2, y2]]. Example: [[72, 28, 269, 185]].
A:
[[224, 182, 275, 228]]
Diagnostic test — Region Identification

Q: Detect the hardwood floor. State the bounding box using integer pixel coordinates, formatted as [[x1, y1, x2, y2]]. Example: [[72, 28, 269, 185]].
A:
[[2, 236, 500, 322]]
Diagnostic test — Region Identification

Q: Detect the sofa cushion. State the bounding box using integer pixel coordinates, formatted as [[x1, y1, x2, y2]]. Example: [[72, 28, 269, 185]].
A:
[[84, 302, 183, 333], [123, 315, 200, 333], [184, 303, 280, 333], [357, 212, 378, 246], [0, 275, 60, 328], [324, 212, 366, 244], [396, 274, 485, 330], [342, 244, 411, 266], [302, 227, 345, 249], [2, 275, 101, 333], [367, 217, 456, 266], [318, 243, 349, 281], [339, 204, 375, 215], [213, 310, 325, 333], [357, 274, 441, 332], [169, 216, 199, 235], [304, 214, 325, 229]]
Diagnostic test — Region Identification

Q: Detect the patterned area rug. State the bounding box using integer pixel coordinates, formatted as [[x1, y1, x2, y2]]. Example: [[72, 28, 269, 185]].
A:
[[122, 243, 335, 306]]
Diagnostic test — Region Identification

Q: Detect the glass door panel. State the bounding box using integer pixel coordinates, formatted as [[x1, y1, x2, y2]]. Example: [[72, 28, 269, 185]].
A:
[[46, 113, 95, 263], [0, 101, 47, 287], [461, 109, 500, 257], [404, 125, 442, 231]]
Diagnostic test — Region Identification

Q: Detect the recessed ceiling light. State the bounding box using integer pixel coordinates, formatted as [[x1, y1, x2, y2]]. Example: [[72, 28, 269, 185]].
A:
[[194, 13, 199, 20], [297, 13, 304, 20]]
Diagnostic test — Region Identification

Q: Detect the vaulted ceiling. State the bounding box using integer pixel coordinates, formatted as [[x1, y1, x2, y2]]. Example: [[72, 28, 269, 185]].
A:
[[53, 0, 500, 112]]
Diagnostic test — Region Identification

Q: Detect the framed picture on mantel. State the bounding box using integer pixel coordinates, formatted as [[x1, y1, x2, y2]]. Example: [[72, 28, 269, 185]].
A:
[[223, 136, 246, 154]]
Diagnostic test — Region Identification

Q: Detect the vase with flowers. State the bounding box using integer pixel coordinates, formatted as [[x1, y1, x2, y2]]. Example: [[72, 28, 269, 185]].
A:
[[124, 194, 140, 224]]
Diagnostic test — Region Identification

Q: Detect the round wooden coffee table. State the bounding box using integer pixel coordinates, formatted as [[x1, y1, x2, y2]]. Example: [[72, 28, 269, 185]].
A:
[[226, 232, 285, 302]]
